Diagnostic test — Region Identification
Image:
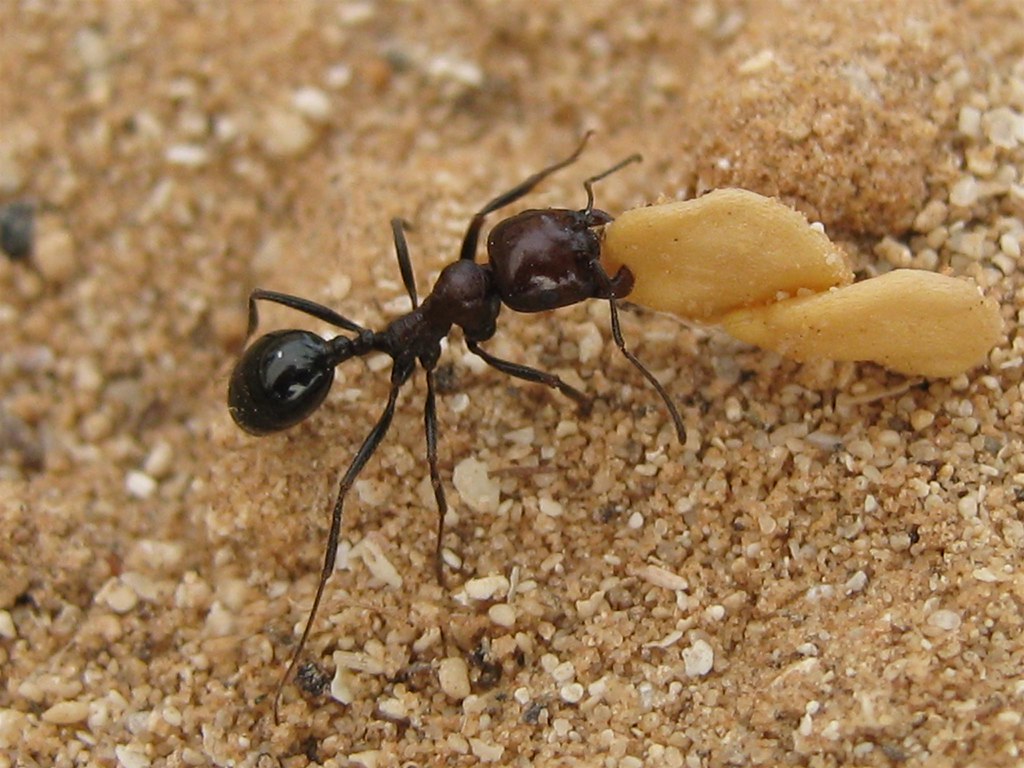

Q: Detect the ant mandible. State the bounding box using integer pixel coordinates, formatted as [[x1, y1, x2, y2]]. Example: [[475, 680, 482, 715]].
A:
[[227, 133, 686, 719]]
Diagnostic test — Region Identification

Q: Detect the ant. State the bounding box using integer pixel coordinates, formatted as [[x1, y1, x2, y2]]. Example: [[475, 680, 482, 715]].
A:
[[227, 133, 686, 720]]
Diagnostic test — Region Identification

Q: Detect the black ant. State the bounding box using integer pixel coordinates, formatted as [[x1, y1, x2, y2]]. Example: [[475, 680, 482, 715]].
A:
[[227, 134, 686, 719]]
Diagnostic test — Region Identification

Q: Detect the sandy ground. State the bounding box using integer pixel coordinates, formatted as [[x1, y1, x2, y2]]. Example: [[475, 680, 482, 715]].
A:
[[1, 1, 1023, 766]]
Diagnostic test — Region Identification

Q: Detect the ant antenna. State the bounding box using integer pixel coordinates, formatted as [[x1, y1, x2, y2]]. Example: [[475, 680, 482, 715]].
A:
[[583, 154, 642, 214]]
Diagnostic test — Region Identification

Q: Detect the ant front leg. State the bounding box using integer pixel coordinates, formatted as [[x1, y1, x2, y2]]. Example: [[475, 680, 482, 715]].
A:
[[245, 288, 367, 339], [458, 133, 593, 263], [273, 360, 412, 722], [592, 263, 687, 444], [465, 339, 592, 415]]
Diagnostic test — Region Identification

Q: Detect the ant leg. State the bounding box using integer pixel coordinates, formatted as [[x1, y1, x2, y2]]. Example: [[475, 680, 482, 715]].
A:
[[390, 218, 419, 309], [594, 266, 687, 443], [466, 339, 592, 415], [423, 368, 448, 585], [273, 361, 412, 723], [459, 133, 593, 262], [246, 289, 366, 339]]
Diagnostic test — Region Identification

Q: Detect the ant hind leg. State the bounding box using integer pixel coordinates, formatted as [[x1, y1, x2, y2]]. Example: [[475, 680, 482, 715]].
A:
[[390, 218, 419, 309], [246, 289, 366, 339], [272, 361, 412, 722], [423, 368, 449, 586]]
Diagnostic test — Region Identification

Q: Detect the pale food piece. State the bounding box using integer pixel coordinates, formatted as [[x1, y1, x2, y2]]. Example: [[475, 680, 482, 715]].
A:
[[602, 189, 853, 322], [719, 269, 1003, 377]]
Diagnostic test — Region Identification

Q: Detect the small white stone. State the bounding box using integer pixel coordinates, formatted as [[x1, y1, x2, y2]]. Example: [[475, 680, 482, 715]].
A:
[[844, 570, 868, 594], [505, 426, 534, 445], [957, 494, 979, 518], [928, 609, 962, 632], [426, 55, 484, 88], [469, 738, 504, 763], [325, 63, 353, 89], [0, 611, 15, 639], [949, 175, 980, 207], [464, 574, 509, 600], [438, 657, 471, 700], [42, 700, 90, 724], [125, 470, 157, 499], [705, 604, 726, 621], [258, 107, 314, 158], [96, 578, 139, 614], [292, 86, 332, 123], [958, 105, 982, 137], [550, 660, 575, 683], [983, 106, 1023, 149], [538, 496, 563, 517], [999, 232, 1021, 259], [142, 441, 174, 479], [559, 682, 585, 704], [354, 537, 402, 588], [682, 638, 714, 677], [330, 662, 355, 705], [452, 456, 500, 513], [204, 601, 235, 636], [114, 746, 151, 768], [347, 750, 380, 768], [487, 603, 516, 628], [35, 226, 76, 282], [376, 696, 407, 721], [637, 564, 688, 591], [165, 143, 209, 167]]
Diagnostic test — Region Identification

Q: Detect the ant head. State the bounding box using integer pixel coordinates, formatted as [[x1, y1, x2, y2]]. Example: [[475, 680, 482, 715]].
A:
[[486, 208, 614, 313], [228, 329, 336, 435]]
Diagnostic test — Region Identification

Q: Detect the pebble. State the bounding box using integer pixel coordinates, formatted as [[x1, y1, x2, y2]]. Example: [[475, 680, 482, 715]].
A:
[[0, 611, 15, 639], [34, 224, 76, 282], [912, 199, 948, 232], [487, 603, 516, 628], [452, 456, 500, 513], [928, 608, 962, 632], [464, 574, 509, 600], [355, 537, 402, 588], [949, 175, 980, 207], [550, 660, 575, 683], [347, 750, 380, 768], [258, 107, 315, 158], [114, 746, 151, 768], [983, 106, 1023, 149], [165, 143, 209, 167], [468, 738, 504, 763], [292, 86, 332, 123], [142, 441, 174, 479], [96, 577, 139, 614], [330, 663, 355, 705], [42, 700, 90, 724], [682, 638, 714, 677], [910, 409, 935, 430], [559, 682, 584, 704], [844, 570, 868, 594], [438, 657, 471, 700], [125, 470, 157, 499]]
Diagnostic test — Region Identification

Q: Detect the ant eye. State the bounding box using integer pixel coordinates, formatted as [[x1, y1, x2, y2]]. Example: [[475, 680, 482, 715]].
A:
[[228, 330, 335, 435]]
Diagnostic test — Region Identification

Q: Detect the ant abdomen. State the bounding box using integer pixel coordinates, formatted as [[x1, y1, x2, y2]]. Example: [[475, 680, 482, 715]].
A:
[[228, 329, 336, 435]]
